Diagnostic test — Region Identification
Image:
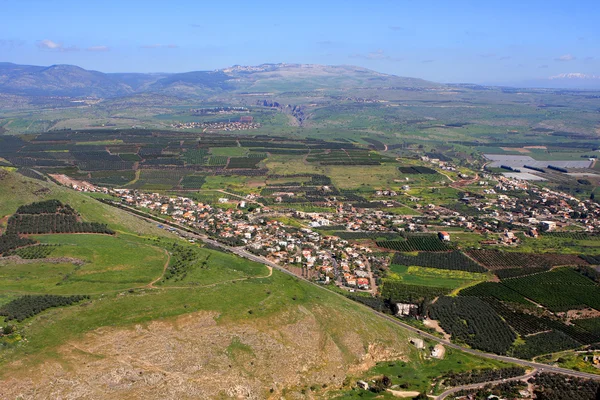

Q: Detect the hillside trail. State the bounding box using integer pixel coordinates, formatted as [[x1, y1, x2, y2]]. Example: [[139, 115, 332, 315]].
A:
[[158, 266, 273, 290], [145, 249, 171, 289]]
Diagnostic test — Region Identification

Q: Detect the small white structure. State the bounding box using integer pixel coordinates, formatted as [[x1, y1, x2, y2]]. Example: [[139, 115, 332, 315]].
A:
[[431, 344, 445, 359], [540, 220, 557, 231], [396, 303, 418, 316]]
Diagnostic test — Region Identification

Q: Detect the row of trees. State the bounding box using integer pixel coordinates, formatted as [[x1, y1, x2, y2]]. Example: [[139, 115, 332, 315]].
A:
[[531, 373, 600, 400], [0, 295, 90, 322], [429, 296, 516, 354], [15, 200, 74, 215], [0, 234, 35, 255], [6, 214, 114, 235], [441, 367, 525, 387]]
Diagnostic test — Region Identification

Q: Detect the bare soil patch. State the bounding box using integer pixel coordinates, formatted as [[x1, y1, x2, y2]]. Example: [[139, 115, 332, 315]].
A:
[[0, 308, 408, 399], [501, 147, 530, 153]]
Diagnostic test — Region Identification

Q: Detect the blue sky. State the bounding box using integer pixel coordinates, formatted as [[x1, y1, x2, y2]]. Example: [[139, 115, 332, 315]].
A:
[[0, 0, 598, 84]]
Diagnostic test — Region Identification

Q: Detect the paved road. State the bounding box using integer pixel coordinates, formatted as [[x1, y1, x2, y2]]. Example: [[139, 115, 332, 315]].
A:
[[103, 200, 600, 382], [436, 370, 538, 400]]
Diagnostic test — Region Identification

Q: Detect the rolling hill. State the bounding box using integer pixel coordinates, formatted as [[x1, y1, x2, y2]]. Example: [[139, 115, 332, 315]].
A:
[[0, 62, 441, 98], [0, 169, 512, 398]]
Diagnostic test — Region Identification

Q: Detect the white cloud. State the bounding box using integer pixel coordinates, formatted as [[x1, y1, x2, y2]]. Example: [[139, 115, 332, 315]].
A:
[[86, 45, 110, 52], [37, 39, 61, 49], [555, 54, 576, 62], [36, 39, 78, 52]]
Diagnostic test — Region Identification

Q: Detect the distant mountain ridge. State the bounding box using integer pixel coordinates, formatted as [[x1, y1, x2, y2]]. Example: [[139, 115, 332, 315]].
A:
[[0, 62, 439, 98]]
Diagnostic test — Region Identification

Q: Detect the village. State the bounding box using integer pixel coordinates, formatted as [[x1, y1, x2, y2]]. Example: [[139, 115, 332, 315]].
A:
[[52, 168, 600, 295], [170, 116, 260, 131]]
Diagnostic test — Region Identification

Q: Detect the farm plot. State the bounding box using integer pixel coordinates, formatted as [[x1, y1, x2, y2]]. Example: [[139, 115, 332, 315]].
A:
[[573, 317, 600, 336], [377, 235, 452, 252], [391, 251, 486, 272], [398, 166, 438, 174], [388, 265, 486, 289], [332, 231, 402, 240], [511, 330, 582, 359], [460, 283, 600, 345], [502, 268, 600, 312], [495, 267, 551, 279], [459, 282, 532, 305], [6, 200, 114, 235], [542, 232, 600, 241], [88, 170, 136, 186], [226, 157, 264, 169], [129, 169, 187, 189], [4, 245, 57, 259], [183, 149, 209, 165], [206, 156, 228, 166], [362, 137, 386, 150], [180, 175, 206, 189], [466, 250, 588, 270], [306, 149, 384, 166], [429, 296, 517, 354], [380, 280, 450, 302], [484, 299, 549, 336]]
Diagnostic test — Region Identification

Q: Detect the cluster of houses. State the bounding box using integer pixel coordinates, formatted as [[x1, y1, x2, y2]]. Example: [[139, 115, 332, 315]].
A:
[[170, 120, 260, 131], [54, 162, 600, 296], [108, 189, 377, 291]]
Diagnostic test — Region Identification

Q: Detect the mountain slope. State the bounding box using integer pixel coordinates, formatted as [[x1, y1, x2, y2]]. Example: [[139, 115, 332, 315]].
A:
[[0, 64, 135, 97], [224, 63, 440, 92], [0, 62, 440, 98]]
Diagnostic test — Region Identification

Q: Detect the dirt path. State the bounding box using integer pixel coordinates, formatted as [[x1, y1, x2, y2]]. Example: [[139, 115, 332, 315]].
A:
[[159, 266, 273, 290], [387, 389, 421, 397], [146, 249, 171, 289], [423, 319, 451, 341], [438, 171, 455, 183], [435, 370, 538, 400]]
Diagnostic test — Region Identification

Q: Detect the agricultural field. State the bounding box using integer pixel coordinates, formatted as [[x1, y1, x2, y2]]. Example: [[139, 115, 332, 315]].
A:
[[377, 235, 453, 252], [336, 348, 514, 397], [459, 282, 532, 305], [466, 250, 588, 270], [380, 280, 450, 302], [387, 265, 487, 289], [501, 268, 600, 312], [391, 251, 486, 272], [430, 296, 517, 354], [454, 270, 600, 358]]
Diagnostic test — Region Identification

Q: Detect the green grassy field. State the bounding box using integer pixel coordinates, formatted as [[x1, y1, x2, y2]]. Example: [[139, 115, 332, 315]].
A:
[[210, 146, 247, 157], [159, 245, 269, 287], [332, 347, 513, 398], [0, 171, 173, 238], [387, 265, 488, 289], [0, 234, 166, 295]]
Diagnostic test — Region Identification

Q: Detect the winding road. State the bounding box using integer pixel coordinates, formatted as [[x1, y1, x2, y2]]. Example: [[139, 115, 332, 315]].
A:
[[435, 370, 538, 400], [102, 200, 600, 385]]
